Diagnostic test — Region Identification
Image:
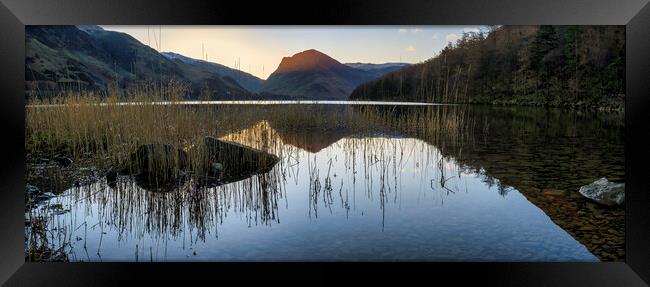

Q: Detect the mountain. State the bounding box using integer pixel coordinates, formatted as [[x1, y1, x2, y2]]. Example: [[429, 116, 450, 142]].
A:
[[26, 27, 415, 101], [26, 25, 254, 99], [350, 25, 625, 108], [259, 49, 389, 100], [345, 62, 410, 77], [161, 52, 264, 92]]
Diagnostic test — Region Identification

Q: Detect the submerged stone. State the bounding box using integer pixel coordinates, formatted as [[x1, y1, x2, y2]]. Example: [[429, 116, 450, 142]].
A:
[[579, 178, 624, 206], [541, 189, 565, 198]]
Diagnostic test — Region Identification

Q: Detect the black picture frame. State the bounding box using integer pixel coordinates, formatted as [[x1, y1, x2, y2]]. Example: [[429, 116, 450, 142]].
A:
[[1, 0, 649, 285]]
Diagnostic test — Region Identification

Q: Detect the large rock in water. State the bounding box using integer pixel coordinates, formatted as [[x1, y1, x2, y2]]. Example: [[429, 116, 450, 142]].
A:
[[204, 136, 279, 178], [579, 178, 625, 206], [130, 144, 189, 181]]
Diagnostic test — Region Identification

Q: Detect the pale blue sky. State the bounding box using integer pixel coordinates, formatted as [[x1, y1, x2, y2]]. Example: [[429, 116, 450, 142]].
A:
[[101, 25, 488, 79]]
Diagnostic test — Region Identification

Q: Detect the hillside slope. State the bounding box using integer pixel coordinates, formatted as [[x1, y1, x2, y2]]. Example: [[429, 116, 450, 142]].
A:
[[161, 52, 264, 92], [350, 26, 625, 108], [26, 25, 254, 99]]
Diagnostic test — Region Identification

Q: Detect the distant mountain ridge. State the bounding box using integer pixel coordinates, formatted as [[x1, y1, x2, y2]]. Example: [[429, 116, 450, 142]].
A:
[[26, 25, 254, 99], [259, 49, 409, 100], [26, 27, 412, 101], [345, 62, 410, 76], [161, 52, 263, 92]]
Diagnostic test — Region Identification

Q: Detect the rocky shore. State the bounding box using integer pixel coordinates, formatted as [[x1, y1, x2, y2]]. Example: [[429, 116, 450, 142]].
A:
[[522, 187, 624, 261]]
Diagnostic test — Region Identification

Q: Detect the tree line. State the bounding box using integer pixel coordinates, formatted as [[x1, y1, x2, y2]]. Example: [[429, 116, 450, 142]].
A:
[[350, 25, 625, 109]]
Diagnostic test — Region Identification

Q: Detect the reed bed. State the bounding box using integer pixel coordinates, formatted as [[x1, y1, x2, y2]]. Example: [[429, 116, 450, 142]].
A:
[[26, 82, 475, 261], [27, 82, 268, 179], [27, 83, 472, 178]]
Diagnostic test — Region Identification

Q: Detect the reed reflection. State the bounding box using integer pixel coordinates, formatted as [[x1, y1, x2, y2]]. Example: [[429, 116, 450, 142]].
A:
[[25, 103, 622, 261]]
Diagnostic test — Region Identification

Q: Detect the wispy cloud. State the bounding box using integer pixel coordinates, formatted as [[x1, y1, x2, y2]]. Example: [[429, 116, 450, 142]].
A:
[[446, 33, 458, 42], [405, 45, 416, 52], [432, 33, 439, 40], [399, 28, 422, 33]]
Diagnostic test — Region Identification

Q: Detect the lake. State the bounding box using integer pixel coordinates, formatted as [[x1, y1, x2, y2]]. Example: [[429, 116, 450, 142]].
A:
[[25, 103, 625, 261]]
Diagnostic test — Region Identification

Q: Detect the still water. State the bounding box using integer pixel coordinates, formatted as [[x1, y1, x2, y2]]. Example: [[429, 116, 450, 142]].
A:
[[29, 104, 624, 261]]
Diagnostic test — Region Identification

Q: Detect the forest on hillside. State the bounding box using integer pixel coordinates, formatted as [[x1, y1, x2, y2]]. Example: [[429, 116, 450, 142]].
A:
[[350, 26, 625, 109]]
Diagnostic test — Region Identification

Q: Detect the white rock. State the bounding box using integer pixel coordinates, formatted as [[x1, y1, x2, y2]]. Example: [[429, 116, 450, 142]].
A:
[[579, 178, 625, 206]]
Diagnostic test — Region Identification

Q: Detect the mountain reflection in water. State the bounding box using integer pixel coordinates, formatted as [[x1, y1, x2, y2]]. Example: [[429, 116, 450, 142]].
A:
[[27, 104, 623, 261]]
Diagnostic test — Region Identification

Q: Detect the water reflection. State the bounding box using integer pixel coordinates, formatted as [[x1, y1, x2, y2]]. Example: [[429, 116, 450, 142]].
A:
[[26, 104, 623, 261]]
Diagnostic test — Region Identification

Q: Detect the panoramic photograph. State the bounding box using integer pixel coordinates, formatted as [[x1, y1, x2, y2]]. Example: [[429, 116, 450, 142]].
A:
[[24, 25, 625, 262]]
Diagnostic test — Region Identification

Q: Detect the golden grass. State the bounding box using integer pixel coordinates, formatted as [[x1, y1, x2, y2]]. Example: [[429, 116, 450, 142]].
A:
[[26, 81, 472, 179]]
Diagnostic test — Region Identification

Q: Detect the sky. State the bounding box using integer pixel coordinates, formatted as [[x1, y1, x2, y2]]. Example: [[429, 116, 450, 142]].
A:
[[101, 26, 488, 80]]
